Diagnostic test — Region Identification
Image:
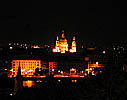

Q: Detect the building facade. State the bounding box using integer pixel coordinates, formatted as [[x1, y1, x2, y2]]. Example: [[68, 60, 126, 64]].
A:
[[53, 30, 76, 53], [9, 60, 41, 77]]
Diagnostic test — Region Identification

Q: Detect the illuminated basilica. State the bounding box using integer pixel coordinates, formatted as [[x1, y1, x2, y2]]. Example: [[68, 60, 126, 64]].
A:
[[53, 30, 76, 53]]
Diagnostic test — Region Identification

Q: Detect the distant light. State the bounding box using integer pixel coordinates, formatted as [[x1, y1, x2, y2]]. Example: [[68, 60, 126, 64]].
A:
[[36, 80, 42, 82], [5, 69, 7, 71], [25, 72, 27, 74], [81, 71, 83, 73], [10, 47, 13, 50], [102, 51, 106, 54], [61, 71, 63, 74], [52, 69, 54, 71], [96, 62, 98, 65], [81, 45, 83, 48], [10, 69, 13, 72], [71, 68, 75, 71], [64, 76, 68, 77], [85, 57, 89, 61], [80, 76, 84, 77], [72, 80, 77, 83], [58, 80, 61, 82], [85, 73, 87, 76], [9, 43, 11, 45], [92, 72, 95, 75], [10, 93, 13, 96], [58, 70, 60, 73], [5, 61, 8, 63], [90, 68, 92, 71]]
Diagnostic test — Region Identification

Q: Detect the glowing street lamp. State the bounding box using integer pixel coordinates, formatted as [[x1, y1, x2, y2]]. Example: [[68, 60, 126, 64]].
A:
[[61, 71, 63, 74], [52, 69, 54, 71], [103, 51, 106, 54], [71, 68, 75, 71], [96, 62, 98, 65]]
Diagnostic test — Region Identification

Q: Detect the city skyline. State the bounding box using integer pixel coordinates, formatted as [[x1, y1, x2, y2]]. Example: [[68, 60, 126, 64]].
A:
[[0, 1, 127, 99]]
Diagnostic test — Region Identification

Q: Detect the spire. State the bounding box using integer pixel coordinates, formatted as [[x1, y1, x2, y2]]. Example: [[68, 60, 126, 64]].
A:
[[57, 36, 59, 40], [61, 30, 65, 38], [16, 61, 21, 79], [73, 36, 75, 41]]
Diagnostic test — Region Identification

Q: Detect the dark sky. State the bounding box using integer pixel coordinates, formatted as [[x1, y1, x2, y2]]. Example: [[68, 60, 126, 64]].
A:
[[0, 1, 127, 47]]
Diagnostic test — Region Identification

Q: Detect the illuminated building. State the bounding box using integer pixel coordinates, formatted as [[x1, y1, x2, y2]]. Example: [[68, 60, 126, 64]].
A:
[[23, 80, 35, 88], [49, 62, 57, 75], [70, 36, 76, 53], [9, 60, 41, 77], [53, 30, 76, 53], [70, 68, 76, 76], [31, 45, 40, 48]]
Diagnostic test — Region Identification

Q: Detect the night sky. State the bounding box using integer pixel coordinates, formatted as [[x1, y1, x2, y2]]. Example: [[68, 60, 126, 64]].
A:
[[0, 1, 127, 47]]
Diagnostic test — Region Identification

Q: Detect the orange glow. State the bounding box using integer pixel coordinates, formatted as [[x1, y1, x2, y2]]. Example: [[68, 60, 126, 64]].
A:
[[70, 68, 76, 75], [89, 64, 104, 68], [87, 48, 95, 51], [70, 75, 80, 77], [54, 75, 81, 77], [72, 80, 77, 83], [80, 76, 85, 77], [54, 75, 65, 77], [53, 30, 76, 53], [85, 57, 89, 61], [58, 80, 61, 82], [31, 45, 40, 48], [9, 60, 41, 77], [103, 51, 106, 54], [23, 80, 35, 88], [69, 36, 76, 53], [36, 80, 42, 82], [49, 62, 57, 75]]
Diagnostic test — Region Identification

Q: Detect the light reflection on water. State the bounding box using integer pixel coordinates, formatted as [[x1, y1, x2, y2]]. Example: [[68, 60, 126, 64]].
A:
[[23, 80, 35, 88]]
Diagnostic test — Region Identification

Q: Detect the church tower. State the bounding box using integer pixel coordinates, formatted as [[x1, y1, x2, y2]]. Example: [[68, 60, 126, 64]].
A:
[[59, 30, 68, 53], [53, 36, 60, 52], [70, 36, 76, 53], [14, 61, 23, 95]]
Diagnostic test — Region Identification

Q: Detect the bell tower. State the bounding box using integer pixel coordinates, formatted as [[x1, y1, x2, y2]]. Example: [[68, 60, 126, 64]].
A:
[[70, 36, 76, 53]]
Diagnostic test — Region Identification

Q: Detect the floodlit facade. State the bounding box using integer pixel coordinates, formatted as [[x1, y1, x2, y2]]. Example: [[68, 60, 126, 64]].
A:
[[49, 62, 57, 75], [9, 60, 41, 77], [53, 30, 76, 53], [69, 36, 76, 53]]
